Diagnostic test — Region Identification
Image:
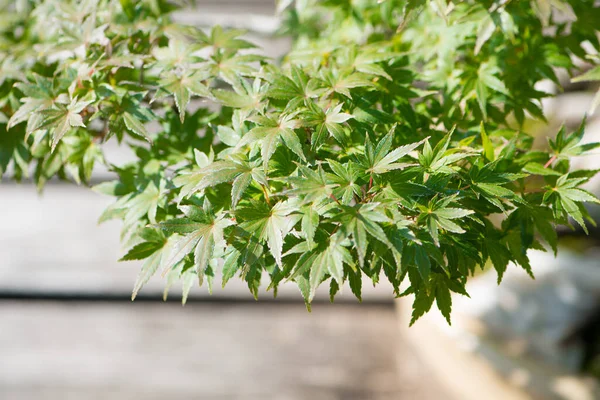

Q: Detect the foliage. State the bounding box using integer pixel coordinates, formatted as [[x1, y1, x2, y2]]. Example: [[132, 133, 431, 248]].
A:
[[1, 0, 600, 324]]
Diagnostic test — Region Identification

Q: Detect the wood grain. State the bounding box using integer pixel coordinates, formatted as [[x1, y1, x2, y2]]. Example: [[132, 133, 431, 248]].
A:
[[0, 302, 445, 399]]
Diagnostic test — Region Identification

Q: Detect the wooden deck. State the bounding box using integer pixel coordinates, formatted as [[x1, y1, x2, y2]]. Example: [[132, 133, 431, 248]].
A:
[[0, 302, 445, 399], [0, 183, 443, 398]]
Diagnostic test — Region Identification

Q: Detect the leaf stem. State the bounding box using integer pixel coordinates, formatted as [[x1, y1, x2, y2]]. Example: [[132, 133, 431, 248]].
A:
[[139, 61, 145, 85], [544, 155, 557, 168], [262, 185, 271, 206], [329, 192, 341, 205], [330, 223, 341, 236]]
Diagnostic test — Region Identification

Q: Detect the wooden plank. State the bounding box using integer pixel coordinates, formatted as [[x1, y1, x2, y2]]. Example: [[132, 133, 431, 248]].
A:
[[0, 184, 395, 301], [0, 302, 445, 400], [190, 0, 275, 15]]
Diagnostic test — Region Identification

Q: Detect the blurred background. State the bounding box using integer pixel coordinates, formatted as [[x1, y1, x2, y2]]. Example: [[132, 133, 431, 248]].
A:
[[1, 1, 600, 399]]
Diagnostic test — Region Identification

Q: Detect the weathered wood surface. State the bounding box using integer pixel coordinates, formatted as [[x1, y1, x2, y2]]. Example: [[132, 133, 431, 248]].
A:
[[0, 302, 446, 400], [172, 0, 283, 37], [0, 184, 395, 301]]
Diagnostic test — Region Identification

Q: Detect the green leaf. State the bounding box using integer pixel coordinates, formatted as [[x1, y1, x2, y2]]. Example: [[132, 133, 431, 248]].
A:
[[37, 95, 95, 151], [222, 248, 242, 288], [329, 279, 340, 302], [123, 112, 152, 144], [473, 61, 509, 118], [544, 174, 600, 233], [523, 162, 561, 176], [435, 278, 452, 325], [410, 289, 434, 326], [572, 66, 600, 83], [131, 251, 163, 300], [120, 241, 162, 261], [485, 238, 512, 283], [287, 164, 338, 204], [181, 268, 197, 305], [531, 208, 558, 255], [480, 123, 495, 162], [121, 180, 165, 225], [475, 182, 515, 198], [328, 159, 361, 204], [177, 159, 263, 206], [348, 267, 362, 302], [213, 89, 257, 109], [332, 203, 391, 267], [126, 229, 168, 300], [238, 114, 305, 169], [301, 206, 319, 246], [231, 172, 253, 208], [418, 196, 474, 245], [295, 274, 312, 312], [156, 72, 211, 122], [532, 0, 575, 26], [308, 234, 351, 300], [475, 15, 495, 55], [417, 128, 470, 173], [548, 121, 599, 160], [363, 127, 427, 174], [322, 70, 375, 98], [160, 207, 234, 276], [238, 201, 299, 268]]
